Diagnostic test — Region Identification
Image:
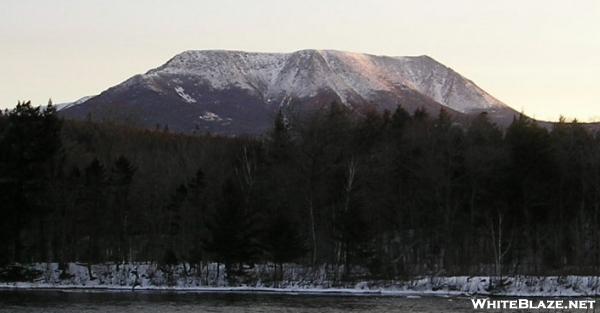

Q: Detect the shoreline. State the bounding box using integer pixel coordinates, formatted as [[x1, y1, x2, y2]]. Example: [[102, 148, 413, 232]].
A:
[[0, 285, 404, 296], [3, 263, 600, 297], [0, 282, 598, 298]]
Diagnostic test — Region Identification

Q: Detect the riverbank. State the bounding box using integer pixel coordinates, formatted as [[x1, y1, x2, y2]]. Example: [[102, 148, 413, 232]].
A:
[[2, 263, 600, 297]]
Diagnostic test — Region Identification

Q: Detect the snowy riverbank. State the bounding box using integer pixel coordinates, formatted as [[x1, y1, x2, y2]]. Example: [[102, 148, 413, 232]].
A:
[[1, 263, 600, 297]]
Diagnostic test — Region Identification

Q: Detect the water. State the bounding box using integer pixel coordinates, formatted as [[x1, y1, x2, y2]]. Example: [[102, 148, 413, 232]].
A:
[[0, 290, 588, 312]]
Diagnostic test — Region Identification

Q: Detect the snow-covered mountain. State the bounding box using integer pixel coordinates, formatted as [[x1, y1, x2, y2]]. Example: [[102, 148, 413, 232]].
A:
[[60, 50, 518, 134]]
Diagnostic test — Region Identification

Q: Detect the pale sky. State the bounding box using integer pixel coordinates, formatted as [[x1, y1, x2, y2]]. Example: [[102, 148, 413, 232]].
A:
[[1, 0, 598, 121]]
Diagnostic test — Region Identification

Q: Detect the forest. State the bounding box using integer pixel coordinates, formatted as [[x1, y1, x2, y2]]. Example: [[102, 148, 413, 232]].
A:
[[2, 101, 600, 281]]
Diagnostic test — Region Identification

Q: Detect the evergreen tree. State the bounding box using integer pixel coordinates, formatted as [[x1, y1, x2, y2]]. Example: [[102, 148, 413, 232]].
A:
[[206, 179, 261, 277], [267, 110, 292, 162], [0, 101, 62, 263], [109, 156, 136, 261], [81, 158, 107, 263], [186, 168, 208, 263], [263, 210, 306, 280], [390, 105, 411, 131]]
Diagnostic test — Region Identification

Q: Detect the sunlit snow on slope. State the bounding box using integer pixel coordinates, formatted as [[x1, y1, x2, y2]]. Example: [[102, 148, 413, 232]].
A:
[[54, 96, 95, 111], [143, 50, 507, 113]]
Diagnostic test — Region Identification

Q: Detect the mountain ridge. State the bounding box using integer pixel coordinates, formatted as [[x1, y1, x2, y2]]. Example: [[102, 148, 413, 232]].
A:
[[60, 49, 519, 134]]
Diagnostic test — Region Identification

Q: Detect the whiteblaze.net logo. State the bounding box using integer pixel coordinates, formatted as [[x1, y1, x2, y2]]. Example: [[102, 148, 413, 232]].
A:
[[471, 298, 595, 310]]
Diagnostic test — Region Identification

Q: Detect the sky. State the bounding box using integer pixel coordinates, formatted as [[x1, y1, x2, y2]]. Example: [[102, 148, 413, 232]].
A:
[[0, 0, 598, 121]]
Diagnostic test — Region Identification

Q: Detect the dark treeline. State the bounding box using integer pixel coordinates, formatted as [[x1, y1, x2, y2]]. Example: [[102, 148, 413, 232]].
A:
[[2, 101, 600, 279]]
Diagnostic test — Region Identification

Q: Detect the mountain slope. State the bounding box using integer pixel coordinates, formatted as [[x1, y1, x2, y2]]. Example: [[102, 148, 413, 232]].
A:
[[54, 96, 95, 111], [60, 49, 518, 134]]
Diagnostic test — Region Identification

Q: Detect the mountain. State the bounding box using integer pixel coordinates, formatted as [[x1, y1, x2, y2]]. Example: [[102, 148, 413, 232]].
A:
[[60, 49, 518, 135]]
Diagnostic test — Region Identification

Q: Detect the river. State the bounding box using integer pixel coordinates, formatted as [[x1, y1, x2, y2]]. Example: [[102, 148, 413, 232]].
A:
[[0, 290, 586, 312]]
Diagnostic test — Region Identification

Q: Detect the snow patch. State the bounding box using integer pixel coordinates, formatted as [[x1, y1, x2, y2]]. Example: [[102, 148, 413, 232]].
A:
[[174, 86, 196, 103], [199, 112, 231, 122]]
